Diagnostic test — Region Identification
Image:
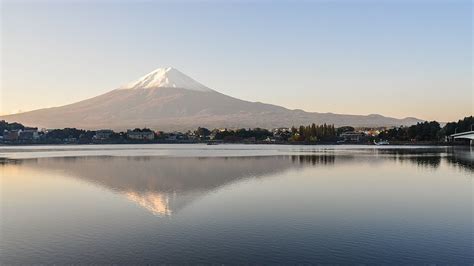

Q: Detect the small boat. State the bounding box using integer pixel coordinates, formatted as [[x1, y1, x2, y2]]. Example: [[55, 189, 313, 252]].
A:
[[207, 142, 219, 145], [374, 140, 390, 145]]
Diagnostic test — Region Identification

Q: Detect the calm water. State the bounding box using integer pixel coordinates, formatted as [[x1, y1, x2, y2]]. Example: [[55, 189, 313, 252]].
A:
[[1, 144, 473, 264]]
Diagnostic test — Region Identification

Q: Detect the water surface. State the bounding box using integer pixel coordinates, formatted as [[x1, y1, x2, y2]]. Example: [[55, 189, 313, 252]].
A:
[[1, 144, 472, 264]]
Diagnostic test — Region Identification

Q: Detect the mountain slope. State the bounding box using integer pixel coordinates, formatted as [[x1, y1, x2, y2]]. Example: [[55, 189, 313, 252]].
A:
[[1, 67, 423, 130]]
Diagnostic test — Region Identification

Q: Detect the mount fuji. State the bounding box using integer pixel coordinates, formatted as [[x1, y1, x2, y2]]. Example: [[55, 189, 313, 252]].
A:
[[1, 67, 423, 130]]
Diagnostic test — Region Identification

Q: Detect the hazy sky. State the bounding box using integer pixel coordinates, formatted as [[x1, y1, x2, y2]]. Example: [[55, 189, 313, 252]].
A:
[[1, 0, 472, 121]]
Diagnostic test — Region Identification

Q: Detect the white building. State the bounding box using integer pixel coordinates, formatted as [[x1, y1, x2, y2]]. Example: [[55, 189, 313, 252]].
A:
[[127, 130, 154, 140]]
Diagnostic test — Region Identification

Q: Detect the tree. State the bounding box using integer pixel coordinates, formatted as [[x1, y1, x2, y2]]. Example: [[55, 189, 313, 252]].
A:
[[407, 121, 440, 141], [0, 120, 26, 133], [46, 128, 85, 140], [442, 116, 473, 136], [195, 127, 211, 137], [310, 123, 317, 137]]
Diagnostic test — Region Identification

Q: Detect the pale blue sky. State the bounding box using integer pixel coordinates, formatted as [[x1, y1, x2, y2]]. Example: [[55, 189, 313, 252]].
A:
[[1, 0, 472, 121]]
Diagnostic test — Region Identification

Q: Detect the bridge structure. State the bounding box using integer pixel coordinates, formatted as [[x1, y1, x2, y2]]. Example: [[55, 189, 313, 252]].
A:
[[449, 130, 474, 145]]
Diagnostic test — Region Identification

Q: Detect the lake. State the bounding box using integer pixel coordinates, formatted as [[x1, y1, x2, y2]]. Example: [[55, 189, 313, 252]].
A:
[[1, 144, 472, 264]]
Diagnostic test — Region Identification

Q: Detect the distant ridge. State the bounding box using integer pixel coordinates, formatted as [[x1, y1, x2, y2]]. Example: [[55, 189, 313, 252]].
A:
[[0, 67, 423, 130]]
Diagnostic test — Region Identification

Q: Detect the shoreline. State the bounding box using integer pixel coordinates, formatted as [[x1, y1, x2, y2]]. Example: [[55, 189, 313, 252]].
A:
[[0, 141, 469, 147]]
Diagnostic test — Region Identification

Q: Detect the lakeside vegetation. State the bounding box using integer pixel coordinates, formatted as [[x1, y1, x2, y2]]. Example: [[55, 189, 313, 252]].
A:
[[378, 116, 473, 142], [0, 116, 472, 145]]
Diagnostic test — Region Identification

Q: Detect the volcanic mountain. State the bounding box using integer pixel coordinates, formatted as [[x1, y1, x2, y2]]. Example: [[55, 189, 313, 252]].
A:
[[1, 67, 422, 130]]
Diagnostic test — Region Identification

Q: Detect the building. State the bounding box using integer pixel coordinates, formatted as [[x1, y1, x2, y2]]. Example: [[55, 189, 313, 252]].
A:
[[164, 132, 187, 141], [272, 127, 291, 134], [364, 129, 381, 137], [272, 128, 292, 141], [94, 129, 114, 140], [186, 131, 197, 140], [165, 134, 177, 141], [264, 137, 277, 142], [3, 130, 19, 141], [18, 129, 39, 140], [340, 131, 366, 142], [127, 130, 154, 140]]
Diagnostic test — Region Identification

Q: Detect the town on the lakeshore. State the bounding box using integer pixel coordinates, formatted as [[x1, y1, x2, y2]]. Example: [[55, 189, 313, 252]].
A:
[[0, 116, 472, 145]]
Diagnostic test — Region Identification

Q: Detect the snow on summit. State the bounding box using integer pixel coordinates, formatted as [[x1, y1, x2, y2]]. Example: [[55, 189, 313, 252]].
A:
[[121, 67, 213, 92]]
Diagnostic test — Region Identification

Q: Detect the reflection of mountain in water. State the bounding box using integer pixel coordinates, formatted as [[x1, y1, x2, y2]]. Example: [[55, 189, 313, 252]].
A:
[[17, 156, 313, 215], [7, 149, 472, 215]]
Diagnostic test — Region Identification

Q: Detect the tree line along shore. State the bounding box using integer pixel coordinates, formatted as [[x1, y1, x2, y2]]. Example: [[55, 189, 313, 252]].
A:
[[0, 116, 472, 145]]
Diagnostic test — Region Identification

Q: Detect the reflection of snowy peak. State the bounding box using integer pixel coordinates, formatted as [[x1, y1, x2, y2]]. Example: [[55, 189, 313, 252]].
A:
[[121, 67, 213, 92], [125, 191, 172, 216]]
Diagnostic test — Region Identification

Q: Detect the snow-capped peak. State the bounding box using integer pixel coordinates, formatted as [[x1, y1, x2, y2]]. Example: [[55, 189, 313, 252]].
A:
[[120, 67, 213, 92]]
